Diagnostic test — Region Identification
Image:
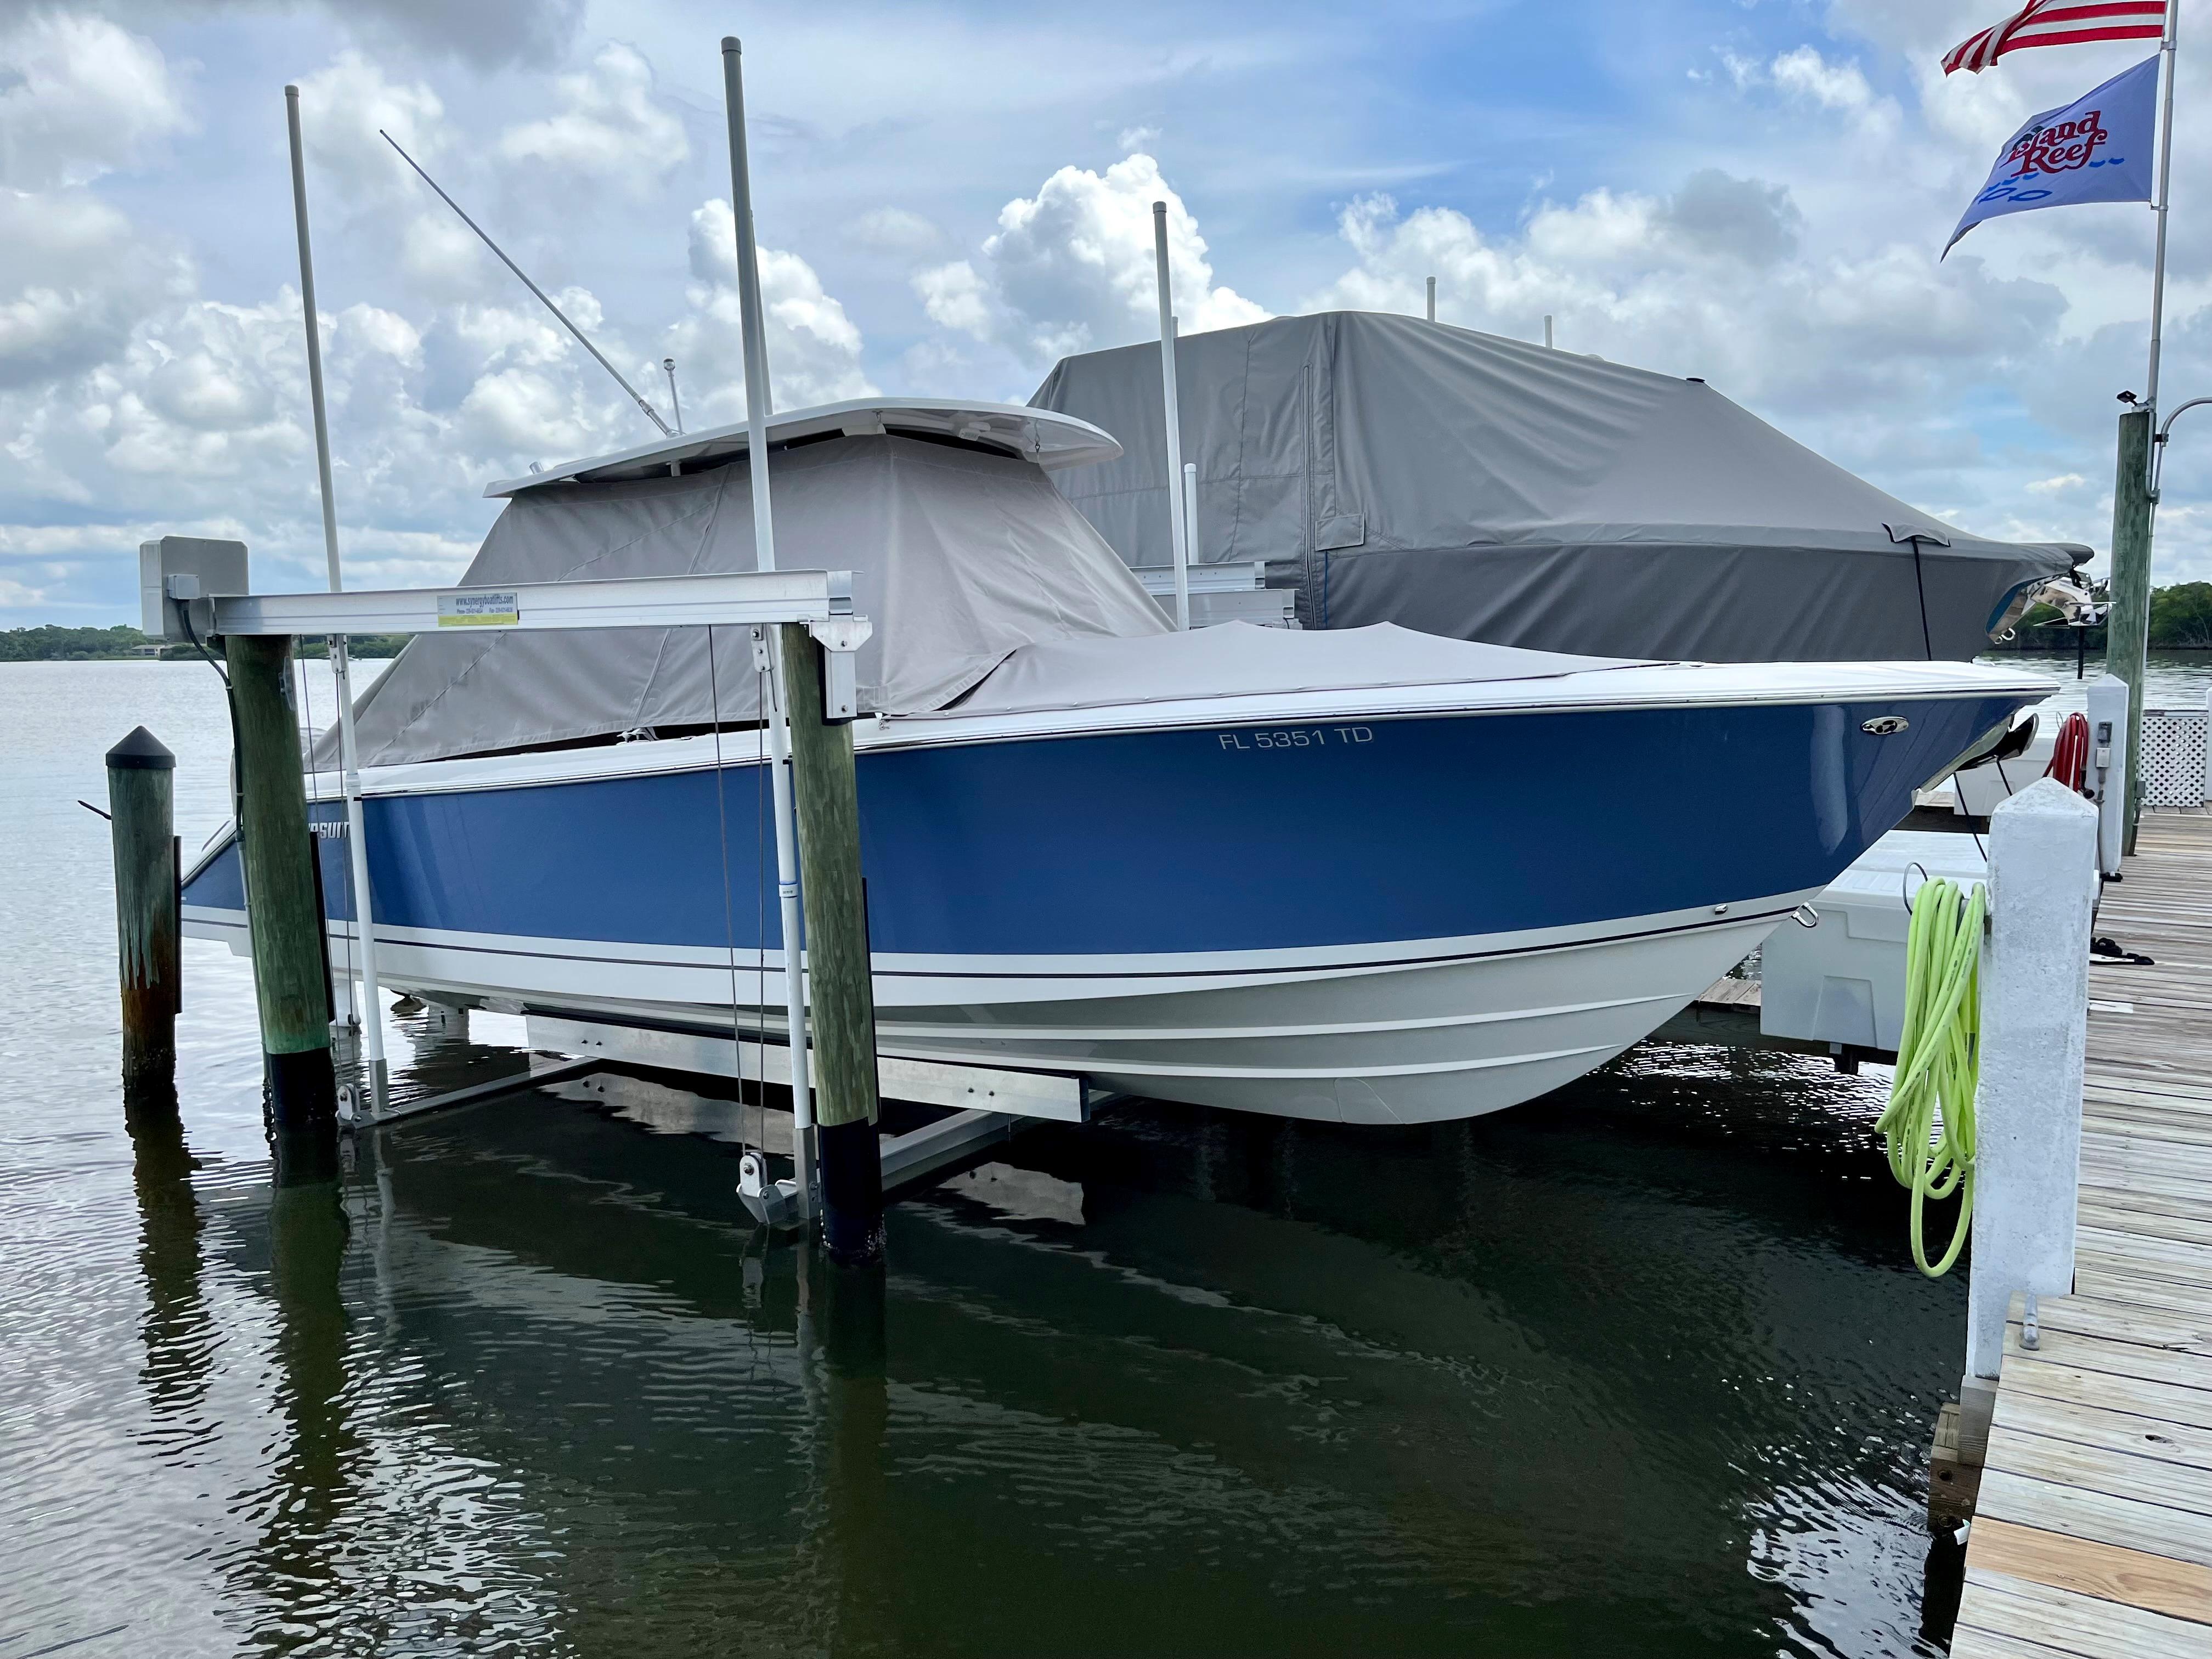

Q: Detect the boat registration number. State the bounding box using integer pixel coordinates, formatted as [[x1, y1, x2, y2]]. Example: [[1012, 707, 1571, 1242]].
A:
[[1218, 726, 1372, 751]]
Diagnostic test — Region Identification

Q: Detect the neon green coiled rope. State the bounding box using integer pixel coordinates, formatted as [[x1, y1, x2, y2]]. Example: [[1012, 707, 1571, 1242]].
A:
[[1874, 877, 1986, 1278]]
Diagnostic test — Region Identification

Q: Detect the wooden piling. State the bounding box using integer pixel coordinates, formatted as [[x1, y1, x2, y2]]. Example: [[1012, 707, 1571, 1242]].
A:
[[106, 726, 180, 1102], [2105, 407, 2154, 855], [223, 633, 337, 1127], [778, 623, 883, 1265]]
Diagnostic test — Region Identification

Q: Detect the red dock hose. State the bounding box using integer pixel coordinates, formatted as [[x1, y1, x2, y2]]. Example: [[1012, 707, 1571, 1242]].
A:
[[2045, 710, 2092, 796]]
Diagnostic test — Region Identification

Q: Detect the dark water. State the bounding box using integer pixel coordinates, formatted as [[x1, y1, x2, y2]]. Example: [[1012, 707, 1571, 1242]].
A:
[[0, 662, 2022, 1656]]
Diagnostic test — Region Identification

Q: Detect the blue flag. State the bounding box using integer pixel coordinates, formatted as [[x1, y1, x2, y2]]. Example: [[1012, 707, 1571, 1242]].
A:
[[1946, 53, 2160, 256]]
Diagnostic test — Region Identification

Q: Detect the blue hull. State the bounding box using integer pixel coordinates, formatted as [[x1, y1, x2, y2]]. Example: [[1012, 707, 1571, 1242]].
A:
[[188, 692, 2024, 960]]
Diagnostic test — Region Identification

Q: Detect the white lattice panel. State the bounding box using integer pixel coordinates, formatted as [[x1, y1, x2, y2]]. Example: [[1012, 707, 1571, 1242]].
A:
[[2141, 708, 2210, 806]]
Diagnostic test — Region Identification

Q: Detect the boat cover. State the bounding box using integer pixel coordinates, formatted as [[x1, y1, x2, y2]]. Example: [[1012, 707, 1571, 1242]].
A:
[[1029, 311, 2087, 663], [328, 433, 1170, 766], [941, 622, 1640, 716]]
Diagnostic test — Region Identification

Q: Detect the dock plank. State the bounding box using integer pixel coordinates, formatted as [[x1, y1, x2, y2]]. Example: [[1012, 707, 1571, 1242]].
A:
[[1992, 1389, 2212, 1475], [1956, 1568, 2210, 1659], [1977, 1458, 2212, 1563], [1967, 1517, 2212, 1628]]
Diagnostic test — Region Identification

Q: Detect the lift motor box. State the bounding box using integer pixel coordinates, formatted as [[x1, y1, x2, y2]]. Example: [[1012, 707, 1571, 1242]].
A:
[[1760, 830, 1990, 1054], [140, 537, 248, 640]]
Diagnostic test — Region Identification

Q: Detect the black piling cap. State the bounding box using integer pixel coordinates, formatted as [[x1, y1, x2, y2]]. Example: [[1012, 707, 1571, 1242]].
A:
[[106, 726, 175, 771]]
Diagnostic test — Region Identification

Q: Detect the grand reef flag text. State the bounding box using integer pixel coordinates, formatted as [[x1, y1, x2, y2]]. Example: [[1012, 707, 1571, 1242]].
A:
[[1946, 53, 2159, 255]]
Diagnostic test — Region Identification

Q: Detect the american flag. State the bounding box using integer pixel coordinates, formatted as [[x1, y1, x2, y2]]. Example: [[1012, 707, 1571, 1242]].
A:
[[1943, 1, 2169, 75]]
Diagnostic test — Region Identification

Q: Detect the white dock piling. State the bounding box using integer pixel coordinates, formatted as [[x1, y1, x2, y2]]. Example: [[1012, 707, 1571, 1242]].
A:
[[1965, 778, 2098, 1391], [2085, 673, 2131, 878]]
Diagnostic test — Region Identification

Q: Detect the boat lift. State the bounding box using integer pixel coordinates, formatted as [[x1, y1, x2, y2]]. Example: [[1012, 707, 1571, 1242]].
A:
[[143, 543, 1073, 1246]]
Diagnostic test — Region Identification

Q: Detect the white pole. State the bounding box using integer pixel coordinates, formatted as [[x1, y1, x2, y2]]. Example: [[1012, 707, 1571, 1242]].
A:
[[1181, 462, 1200, 622], [285, 85, 387, 1109], [721, 37, 816, 1210], [1544, 314, 1554, 349], [1152, 201, 1191, 630], [1425, 276, 1436, 323], [2145, 2, 2180, 428]]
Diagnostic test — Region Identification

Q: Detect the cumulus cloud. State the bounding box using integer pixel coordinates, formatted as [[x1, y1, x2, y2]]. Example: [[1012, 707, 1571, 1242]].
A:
[[662, 199, 874, 421], [842, 206, 944, 257], [0, 15, 194, 395], [0, 188, 193, 388], [916, 153, 1268, 364], [0, 12, 190, 190], [496, 42, 687, 191], [294, 50, 448, 201], [1304, 183, 2067, 482], [338, 0, 587, 70], [99, 0, 590, 71]]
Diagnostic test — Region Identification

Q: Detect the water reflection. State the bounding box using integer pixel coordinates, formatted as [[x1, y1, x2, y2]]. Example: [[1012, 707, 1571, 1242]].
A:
[[111, 1039, 1956, 1656], [245, 1143, 356, 1644], [127, 1100, 216, 1458]]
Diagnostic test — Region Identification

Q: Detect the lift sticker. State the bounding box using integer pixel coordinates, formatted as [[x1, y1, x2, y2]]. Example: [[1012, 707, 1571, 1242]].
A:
[[437, 590, 522, 628]]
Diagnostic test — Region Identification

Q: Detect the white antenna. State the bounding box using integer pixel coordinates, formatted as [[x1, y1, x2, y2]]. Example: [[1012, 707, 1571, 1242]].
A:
[[1182, 461, 1200, 614], [285, 85, 387, 1107], [1544, 314, 1554, 349], [1425, 276, 1436, 323], [663, 358, 684, 433], [380, 129, 673, 438], [720, 34, 816, 1215], [1152, 201, 1190, 631]]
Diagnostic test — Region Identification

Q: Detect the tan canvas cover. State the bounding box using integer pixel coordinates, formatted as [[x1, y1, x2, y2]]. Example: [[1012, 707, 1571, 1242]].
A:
[[330, 433, 1171, 766]]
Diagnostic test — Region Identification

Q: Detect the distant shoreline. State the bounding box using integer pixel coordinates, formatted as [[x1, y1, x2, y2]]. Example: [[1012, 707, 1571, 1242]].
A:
[[1, 625, 407, 663]]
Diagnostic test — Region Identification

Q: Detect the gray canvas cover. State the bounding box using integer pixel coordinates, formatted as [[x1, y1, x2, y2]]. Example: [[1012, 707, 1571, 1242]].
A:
[[1030, 311, 2086, 663], [330, 433, 1170, 766], [944, 621, 1640, 717]]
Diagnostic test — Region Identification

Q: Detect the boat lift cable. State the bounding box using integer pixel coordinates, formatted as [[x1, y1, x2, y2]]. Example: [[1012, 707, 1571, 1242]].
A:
[[378, 129, 674, 439], [704, 623, 747, 1110], [1875, 876, 1985, 1278]]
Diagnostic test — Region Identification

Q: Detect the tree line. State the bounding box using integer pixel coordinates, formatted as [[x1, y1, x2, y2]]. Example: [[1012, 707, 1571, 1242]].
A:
[[2012, 582, 2212, 648], [0, 625, 409, 662]]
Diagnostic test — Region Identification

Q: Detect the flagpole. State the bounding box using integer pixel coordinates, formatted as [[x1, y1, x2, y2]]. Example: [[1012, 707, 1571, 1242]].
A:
[[2145, 1, 2180, 422], [2105, 2, 2179, 856]]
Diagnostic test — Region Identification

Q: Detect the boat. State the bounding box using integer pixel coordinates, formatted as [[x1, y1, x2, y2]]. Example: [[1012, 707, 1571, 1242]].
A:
[[180, 400, 2052, 1124], [1030, 311, 2091, 664]]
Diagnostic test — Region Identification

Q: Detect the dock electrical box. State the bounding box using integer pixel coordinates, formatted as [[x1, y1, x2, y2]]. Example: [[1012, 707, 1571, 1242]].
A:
[[140, 536, 247, 640]]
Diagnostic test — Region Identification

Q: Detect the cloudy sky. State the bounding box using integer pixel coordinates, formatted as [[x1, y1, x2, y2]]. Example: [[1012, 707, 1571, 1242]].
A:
[[3, 0, 2207, 627]]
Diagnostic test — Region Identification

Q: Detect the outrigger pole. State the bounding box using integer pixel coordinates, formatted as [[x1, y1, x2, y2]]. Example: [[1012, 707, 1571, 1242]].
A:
[[721, 36, 821, 1221], [285, 86, 388, 1108], [380, 130, 673, 439]]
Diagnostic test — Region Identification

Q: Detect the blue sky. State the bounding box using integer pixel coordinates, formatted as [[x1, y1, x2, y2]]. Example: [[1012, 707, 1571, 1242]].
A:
[[3, 0, 2206, 625]]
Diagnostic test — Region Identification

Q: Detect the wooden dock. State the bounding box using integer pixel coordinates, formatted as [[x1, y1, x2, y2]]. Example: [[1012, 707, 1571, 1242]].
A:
[[1951, 810, 2212, 1657]]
